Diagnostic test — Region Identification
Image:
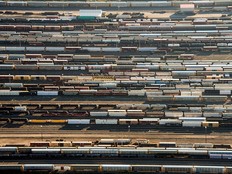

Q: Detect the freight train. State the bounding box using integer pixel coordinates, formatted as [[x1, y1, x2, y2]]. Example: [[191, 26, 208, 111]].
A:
[[2, 146, 232, 159], [0, 0, 232, 9], [1, 163, 232, 173], [0, 117, 219, 128]]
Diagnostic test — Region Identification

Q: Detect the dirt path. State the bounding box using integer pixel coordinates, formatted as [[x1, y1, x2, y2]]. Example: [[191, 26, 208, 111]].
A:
[[0, 131, 231, 146]]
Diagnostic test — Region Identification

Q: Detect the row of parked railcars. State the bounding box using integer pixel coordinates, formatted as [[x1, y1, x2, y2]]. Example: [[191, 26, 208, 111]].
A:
[[1, 163, 232, 174], [1, 2, 232, 128], [2, 145, 232, 159], [3, 139, 231, 149], [1, 0, 232, 9], [0, 117, 220, 128], [2, 101, 232, 126]]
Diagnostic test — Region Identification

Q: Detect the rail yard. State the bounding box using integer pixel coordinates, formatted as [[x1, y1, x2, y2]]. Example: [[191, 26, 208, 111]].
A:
[[1, 0, 232, 173]]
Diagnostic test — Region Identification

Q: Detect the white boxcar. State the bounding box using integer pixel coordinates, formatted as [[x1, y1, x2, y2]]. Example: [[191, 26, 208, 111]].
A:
[[14, 106, 27, 111], [0, 91, 20, 96], [7, 1, 27, 6], [179, 117, 205, 121], [45, 47, 65, 52], [6, 47, 25, 51], [203, 112, 222, 118], [4, 83, 23, 88], [110, 2, 128, 7], [67, 119, 90, 124], [138, 47, 157, 51], [31, 149, 60, 154], [79, 10, 102, 17], [220, 90, 231, 95], [90, 112, 108, 117], [101, 47, 120, 52], [99, 139, 114, 144], [95, 119, 118, 125], [108, 110, 127, 117], [49, 2, 69, 7], [0, 65, 14, 69], [27, 2, 48, 7], [128, 90, 145, 96], [26, 47, 45, 52], [151, 1, 172, 7], [182, 121, 202, 127], [165, 111, 183, 118], [37, 91, 58, 96], [99, 83, 117, 88], [130, 1, 150, 7]]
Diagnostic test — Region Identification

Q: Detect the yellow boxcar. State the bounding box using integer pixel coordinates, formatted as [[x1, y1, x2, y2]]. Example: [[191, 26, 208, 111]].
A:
[[28, 120, 47, 124], [50, 120, 67, 124], [202, 121, 219, 128]]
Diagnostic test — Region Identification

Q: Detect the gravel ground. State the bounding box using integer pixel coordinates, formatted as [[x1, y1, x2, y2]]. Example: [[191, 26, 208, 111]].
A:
[[0, 131, 231, 146]]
